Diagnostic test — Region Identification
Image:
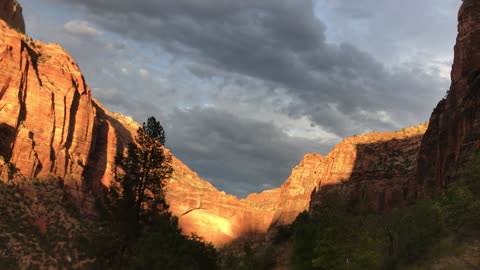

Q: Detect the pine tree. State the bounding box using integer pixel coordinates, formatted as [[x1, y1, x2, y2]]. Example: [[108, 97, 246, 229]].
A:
[[113, 116, 173, 226]]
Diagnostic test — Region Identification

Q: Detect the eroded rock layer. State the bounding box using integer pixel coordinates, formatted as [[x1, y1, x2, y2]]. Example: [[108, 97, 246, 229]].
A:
[[0, 20, 97, 202], [0, 18, 279, 244], [308, 124, 427, 214], [0, 3, 432, 246], [415, 0, 480, 196]]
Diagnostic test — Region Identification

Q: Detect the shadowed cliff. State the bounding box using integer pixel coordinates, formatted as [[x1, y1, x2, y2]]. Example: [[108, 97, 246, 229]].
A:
[[306, 125, 426, 216], [415, 0, 480, 197]]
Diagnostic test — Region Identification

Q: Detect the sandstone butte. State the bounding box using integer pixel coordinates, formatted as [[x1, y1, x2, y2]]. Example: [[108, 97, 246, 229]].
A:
[[0, 0, 429, 245], [414, 0, 480, 197]]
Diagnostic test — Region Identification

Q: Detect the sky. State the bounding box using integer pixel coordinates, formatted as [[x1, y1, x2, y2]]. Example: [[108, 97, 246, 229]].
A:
[[20, 0, 461, 198]]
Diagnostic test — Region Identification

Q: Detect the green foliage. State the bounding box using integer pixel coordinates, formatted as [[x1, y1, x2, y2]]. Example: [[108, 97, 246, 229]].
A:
[[271, 224, 293, 245], [439, 152, 480, 236], [290, 206, 383, 270], [0, 180, 102, 269], [439, 183, 480, 236], [127, 214, 217, 270], [112, 116, 173, 227], [386, 200, 443, 264], [287, 151, 480, 270], [218, 240, 277, 270], [291, 220, 318, 270], [98, 116, 217, 269]]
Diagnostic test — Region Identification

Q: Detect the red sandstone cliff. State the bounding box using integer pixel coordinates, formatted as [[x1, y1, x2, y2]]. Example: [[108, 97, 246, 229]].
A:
[[415, 0, 480, 196], [0, 1, 433, 246], [0, 21, 96, 199], [308, 124, 427, 214], [0, 14, 279, 244], [268, 153, 326, 226]]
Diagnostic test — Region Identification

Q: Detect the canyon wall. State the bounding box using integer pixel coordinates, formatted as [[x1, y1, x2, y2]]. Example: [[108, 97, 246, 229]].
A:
[[415, 0, 480, 196], [308, 125, 427, 215], [0, 1, 434, 246], [0, 15, 279, 245]]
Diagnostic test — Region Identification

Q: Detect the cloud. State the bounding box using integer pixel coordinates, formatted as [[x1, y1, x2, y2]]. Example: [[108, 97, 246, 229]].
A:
[[63, 20, 100, 37], [165, 107, 328, 197], [20, 0, 459, 196], [51, 0, 453, 137]]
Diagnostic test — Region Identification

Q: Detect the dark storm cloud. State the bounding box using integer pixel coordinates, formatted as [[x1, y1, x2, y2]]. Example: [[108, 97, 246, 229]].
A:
[[21, 0, 457, 196], [52, 0, 450, 137], [166, 107, 329, 197]]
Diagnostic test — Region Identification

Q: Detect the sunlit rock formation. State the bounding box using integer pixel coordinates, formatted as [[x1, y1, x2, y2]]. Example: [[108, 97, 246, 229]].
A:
[[0, 0, 433, 246], [308, 124, 427, 214]]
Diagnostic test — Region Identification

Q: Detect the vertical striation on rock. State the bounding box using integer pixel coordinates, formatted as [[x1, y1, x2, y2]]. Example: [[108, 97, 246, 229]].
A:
[[415, 0, 480, 196], [0, 21, 95, 202], [0, 0, 441, 246], [269, 153, 326, 226]]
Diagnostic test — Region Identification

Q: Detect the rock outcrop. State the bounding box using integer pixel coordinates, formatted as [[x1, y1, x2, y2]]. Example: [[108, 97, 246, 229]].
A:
[[415, 0, 480, 196], [0, 18, 279, 245], [0, 0, 434, 246], [0, 0, 25, 33], [308, 124, 427, 214], [166, 157, 281, 245], [269, 153, 326, 226], [0, 20, 97, 203], [257, 124, 427, 227]]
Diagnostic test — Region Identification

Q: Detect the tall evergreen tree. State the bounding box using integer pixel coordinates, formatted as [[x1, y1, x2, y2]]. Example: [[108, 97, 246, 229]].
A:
[[113, 116, 173, 226], [101, 117, 217, 270]]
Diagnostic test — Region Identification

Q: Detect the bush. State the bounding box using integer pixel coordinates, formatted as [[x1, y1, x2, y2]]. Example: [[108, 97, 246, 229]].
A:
[[271, 225, 293, 245], [290, 204, 383, 270], [386, 200, 443, 263]]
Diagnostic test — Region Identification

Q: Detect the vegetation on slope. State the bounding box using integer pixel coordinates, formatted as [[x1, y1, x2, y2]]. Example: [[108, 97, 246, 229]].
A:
[[0, 117, 217, 270], [0, 179, 101, 269], [285, 153, 480, 270], [218, 153, 480, 270]]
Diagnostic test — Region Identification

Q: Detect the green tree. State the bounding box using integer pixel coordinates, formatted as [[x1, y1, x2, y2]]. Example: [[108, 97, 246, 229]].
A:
[[103, 117, 217, 269], [387, 200, 442, 263], [113, 116, 173, 226]]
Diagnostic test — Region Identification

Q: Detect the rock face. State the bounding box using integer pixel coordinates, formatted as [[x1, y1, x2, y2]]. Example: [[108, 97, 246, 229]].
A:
[[0, 20, 97, 203], [166, 157, 281, 245], [0, 1, 433, 246], [308, 124, 427, 214], [260, 124, 427, 227], [415, 0, 480, 196], [0, 0, 25, 33], [0, 18, 280, 245], [269, 153, 326, 226]]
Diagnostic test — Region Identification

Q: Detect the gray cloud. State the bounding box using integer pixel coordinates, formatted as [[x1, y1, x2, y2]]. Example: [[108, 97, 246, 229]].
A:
[[64, 20, 100, 37], [20, 0, 458, 196], [50, 0, 453, 136], [165, 107, 328, 197]]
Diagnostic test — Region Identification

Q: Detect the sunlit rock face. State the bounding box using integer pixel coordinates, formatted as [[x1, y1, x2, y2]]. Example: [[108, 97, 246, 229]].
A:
[[167, 157, 282, 245], [0, 0, 25, 33], [268, 153, 327, 226], [0, 8, 282, 245], [415, 0, 480, 196], [308, 124, 427, 215], [0, 0, 438, 246], [0, 19, 96, 203]]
